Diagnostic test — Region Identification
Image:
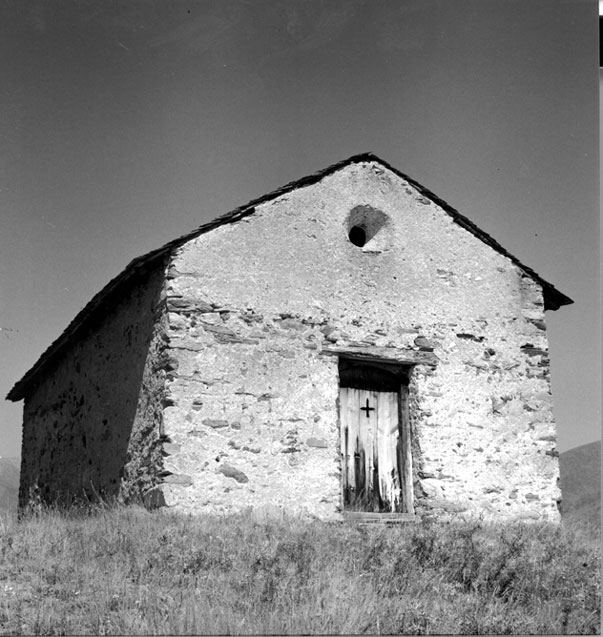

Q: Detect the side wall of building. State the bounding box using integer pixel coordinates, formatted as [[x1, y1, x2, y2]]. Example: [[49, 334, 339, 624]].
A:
[[19, 261, 169, 507], [158, 162, 560, 521]]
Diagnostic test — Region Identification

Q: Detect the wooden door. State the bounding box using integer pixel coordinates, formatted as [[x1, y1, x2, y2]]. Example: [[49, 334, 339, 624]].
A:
[[340, 387, 402, 512]]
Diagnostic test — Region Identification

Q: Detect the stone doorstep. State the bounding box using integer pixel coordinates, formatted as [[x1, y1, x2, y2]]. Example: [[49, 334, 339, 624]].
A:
[[341, 512, 418, 525]]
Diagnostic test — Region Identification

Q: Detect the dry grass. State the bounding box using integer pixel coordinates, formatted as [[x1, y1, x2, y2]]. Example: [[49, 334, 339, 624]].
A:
[[0, 504, 599, 635]]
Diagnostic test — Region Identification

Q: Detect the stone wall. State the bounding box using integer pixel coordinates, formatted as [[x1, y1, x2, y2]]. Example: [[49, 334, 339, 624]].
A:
[[409, 274, 559, 521], [157, 161, 561, 521], [19, 261, 168, 507]]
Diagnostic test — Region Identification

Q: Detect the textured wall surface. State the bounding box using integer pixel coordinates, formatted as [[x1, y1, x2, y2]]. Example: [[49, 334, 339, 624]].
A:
[[159, 161, 561, 521], [19, 262, 168, 506]]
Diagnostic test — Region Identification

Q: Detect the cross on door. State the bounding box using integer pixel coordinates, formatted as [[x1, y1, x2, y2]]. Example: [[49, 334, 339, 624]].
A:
[[359, 398, 375, 418]]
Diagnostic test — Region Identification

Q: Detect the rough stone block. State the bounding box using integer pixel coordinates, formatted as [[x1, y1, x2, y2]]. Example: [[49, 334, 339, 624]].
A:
[[162, 443, 181, 455], [306, 437, 328, 448], [143, 486, 166, 508], [202, 419, 229, 429], [218, 464, 249, 483], [163, 473, 193, 486]]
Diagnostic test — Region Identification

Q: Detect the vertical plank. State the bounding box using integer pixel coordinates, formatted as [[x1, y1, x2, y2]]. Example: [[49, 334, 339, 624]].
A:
[[376, 391, 400, 512], [339, 389, 349, 506], [398, 385, 413, 514], [341, 388, 361, 508], [343, 388, 356, 505], [364, 390, 376, 508], [348, 388, 360, 505], [370, 390, 380, 511], [375, 392, 388, 510], [355, 389, 370, 508], [388, 391, 402, 512]]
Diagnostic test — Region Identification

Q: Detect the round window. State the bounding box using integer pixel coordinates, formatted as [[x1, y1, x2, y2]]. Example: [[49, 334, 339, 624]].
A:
[[346, 205, 389, 249], [348, 225, 367, 247]]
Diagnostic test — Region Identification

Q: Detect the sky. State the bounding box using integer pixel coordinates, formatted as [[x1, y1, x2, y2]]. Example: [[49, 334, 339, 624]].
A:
[[0, 0, 600, 457]]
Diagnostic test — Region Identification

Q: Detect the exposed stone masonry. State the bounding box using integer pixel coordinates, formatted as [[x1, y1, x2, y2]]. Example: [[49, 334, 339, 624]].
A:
[[154, 289, 559, 520], [151, 157, 561, 521], [11, 157, 565, 522], [19, 262, 169, 506]]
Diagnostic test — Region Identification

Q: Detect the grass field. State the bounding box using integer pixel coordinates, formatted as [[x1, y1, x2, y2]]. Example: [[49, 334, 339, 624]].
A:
[[0, 505, 599, 635]]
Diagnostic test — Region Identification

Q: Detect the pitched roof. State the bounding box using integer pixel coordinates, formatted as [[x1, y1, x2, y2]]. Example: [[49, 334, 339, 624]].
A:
[[7, 152, 572, 401]]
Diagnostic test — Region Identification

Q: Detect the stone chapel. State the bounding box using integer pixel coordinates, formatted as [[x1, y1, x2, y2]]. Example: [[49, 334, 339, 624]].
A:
[[7, 153, 572, 521]]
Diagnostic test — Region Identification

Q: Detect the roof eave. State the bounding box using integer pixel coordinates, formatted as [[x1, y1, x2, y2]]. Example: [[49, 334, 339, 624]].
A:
[[6, 151, 572, 401], [543, 286, 573, 312]]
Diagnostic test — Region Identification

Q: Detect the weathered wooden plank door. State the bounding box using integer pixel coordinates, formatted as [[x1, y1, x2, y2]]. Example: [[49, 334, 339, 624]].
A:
[[340, 387, 401, 512]]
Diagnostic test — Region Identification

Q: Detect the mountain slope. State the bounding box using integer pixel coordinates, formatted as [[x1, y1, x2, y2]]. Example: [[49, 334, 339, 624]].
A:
[[559, 440, 601, 529], [0, 457, 19, 516]]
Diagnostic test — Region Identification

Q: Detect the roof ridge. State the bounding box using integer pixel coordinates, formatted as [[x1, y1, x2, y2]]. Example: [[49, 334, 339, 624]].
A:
[[6, 152, 572, 401]]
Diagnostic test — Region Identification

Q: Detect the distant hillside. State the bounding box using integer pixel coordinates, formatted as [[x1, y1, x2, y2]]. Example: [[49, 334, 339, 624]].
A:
[[0, 457, 19, 516], [559, 440, 601, 529]]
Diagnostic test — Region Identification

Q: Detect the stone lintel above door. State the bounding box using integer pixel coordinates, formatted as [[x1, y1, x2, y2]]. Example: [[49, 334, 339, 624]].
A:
[[321, 344, 438, 367]]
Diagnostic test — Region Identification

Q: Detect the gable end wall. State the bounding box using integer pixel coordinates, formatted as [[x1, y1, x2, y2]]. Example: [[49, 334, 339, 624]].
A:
[[156, 163, 561, 521]]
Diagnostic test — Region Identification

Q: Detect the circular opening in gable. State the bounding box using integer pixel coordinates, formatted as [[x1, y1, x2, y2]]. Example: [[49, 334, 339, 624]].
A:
[[346, 205, 389, 249], [348, 225, 367, 247]]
